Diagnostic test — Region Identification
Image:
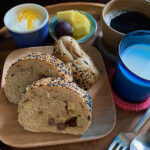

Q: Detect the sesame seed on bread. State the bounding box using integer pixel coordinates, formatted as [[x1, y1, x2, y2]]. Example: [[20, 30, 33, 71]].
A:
[[5, 53, 73, 104], [18, 77, 92, 135], [67, 57, 100, 90], [53, 36, 100, 90]]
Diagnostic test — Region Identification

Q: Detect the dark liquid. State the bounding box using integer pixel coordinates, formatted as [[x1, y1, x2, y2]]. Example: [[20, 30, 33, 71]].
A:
[[110, 11, 150, 34]]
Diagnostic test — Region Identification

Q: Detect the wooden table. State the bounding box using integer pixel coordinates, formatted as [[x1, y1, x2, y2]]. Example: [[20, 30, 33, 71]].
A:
[[0, 0, 109, 29], [0, 2, 150, 150]]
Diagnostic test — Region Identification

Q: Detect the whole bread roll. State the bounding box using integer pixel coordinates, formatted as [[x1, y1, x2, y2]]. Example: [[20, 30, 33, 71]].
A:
[[18, 77, 92, 135], [54, 36, 90, 62], [54, 36, 100, 90], [5, 53, 72, 104], [67, 57, 100, 90]]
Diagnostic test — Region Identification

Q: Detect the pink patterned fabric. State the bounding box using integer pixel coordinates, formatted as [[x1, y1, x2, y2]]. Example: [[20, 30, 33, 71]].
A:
[[108, 68, 150, 111]]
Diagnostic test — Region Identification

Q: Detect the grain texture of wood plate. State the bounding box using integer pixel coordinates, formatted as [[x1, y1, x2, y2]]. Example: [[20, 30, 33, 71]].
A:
[[0, 2, 115, 148], [0, 44, 116, 148]]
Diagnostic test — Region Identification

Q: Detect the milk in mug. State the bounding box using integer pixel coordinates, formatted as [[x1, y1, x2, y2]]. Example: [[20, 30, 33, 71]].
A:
[[121, 43, 150, 80]]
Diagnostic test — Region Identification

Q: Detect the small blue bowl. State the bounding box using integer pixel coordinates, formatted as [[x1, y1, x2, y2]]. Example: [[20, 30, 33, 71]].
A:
[[49, 11, 97, 43], [113, 30, 150, 102], [4, 3, 49, 48]]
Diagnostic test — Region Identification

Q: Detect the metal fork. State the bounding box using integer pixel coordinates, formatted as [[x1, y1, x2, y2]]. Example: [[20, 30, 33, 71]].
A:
[[108, 107, 150, 150]]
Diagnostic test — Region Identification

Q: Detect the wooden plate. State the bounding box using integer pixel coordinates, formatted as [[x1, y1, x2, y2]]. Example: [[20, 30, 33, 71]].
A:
[[0, 2, 116, 148], [0, 44, 116, 148]]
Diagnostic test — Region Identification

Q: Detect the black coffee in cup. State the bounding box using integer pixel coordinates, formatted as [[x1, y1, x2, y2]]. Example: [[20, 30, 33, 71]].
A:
[[105, 10, 150, 34]]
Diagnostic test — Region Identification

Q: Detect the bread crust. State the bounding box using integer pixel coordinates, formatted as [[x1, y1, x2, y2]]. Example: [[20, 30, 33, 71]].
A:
[[18, 77, 92, 135], [53, 36, 100, 90], [27, 77, 91, 107], [5, 53, 73, 104], [9, 53, 73, 81]]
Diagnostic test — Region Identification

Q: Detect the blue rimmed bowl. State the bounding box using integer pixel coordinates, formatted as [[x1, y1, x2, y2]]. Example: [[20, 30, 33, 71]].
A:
[[4, 3, 49, 48], [49, 11, 97, 43]]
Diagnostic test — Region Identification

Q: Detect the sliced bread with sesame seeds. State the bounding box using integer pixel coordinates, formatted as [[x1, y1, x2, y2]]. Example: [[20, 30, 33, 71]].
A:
[[4, 53, 73, 104], [18, 77, 92, 135], [53, 36, 100, 90]]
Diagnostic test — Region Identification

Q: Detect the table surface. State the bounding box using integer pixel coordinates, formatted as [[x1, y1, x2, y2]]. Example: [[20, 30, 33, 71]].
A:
[[0, 0, 109, 29], [0, 1, 150, 150]]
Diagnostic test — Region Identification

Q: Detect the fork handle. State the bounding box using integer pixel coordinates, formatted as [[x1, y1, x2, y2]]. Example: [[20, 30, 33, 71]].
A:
[[132, 107, 150, 134]]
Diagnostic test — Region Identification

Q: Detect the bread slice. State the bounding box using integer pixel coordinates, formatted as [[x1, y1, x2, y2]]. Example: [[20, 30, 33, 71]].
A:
[[53, 36, 100, 90], [5, 53, 72, 104], [18, 77, 92, 135]]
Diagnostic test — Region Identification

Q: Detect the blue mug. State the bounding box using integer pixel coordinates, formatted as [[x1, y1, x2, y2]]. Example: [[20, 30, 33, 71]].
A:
[[113, 30, 150, 102], [4, 3, 49, 48]]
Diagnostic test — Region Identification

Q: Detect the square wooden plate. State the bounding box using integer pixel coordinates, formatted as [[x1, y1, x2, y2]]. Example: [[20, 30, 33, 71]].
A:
[[0, 45, 116, 148]]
